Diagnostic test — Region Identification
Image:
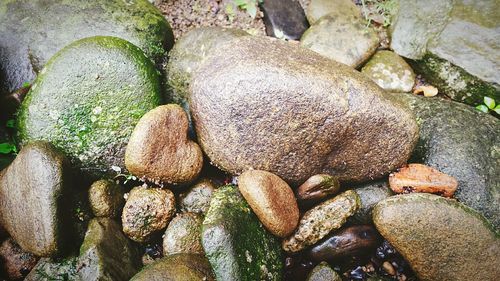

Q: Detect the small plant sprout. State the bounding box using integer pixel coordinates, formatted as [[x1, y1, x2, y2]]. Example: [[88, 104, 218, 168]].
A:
[[111, 165, 138, 184], [232, 0, 263, 19], [476, 96, 500, 114], [0, 119, 17, 155]]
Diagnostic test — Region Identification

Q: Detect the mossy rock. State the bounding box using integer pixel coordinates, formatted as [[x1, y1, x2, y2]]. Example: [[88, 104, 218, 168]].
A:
[[130, 254, 215, 281], [25, 257, 78, 281], [202, 185, 283, 281], [16, 36, 162, 178], [0, 0, 173, 96]]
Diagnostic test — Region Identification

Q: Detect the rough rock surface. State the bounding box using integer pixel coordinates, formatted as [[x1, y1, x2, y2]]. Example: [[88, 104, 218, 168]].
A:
[[0, 238, 39, 280], [373, 193, 500, 281], [351, 181, 393, 224], [163, 212, 204, 256], [190, 36, 418, 184], [178, 178, 216, 215], [25, 257, 78, 281], [361, 50, 415, 92], [0, 0, 173, 97], [0, 142, 71, 257], [130, 254, 215, 281], [306, 261, 342, 281], [305, 0, 360, 24], [16, 36, 162, 179], [88, 179, 124, 218]]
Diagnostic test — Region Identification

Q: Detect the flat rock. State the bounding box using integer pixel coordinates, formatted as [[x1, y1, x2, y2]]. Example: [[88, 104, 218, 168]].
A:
[[301, 13, 379, 68], [77, 218, 141, 281], [163, 212, 204, 256], [0, 0, 173, 96], [373, 193, 500, 281], [260, 0, 309, 40], [305, 0, 361, 24], [130, 254, 215, 281], [190, 36, 418, 184], [16, 36, 162, 178], [387, 92, 500, 229], [0, 141, 71, 257], [202, 185, 283, 281], [361, 50, 415, 92], [88, 179, 124, 218], [25, 257, 78, 281], [238, 170, 299, 237]]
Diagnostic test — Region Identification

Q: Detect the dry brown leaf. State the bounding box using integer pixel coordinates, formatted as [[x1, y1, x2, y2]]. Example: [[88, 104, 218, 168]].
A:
[[413, 85, 438, 97]]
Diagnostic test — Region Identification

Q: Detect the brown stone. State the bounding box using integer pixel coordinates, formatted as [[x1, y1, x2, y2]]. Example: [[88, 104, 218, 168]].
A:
[[389, 164, 458, 197], [178, 178, 216, 215], [238, 170, 299, 237], [296, 174, 340, 205], [125, 104, 203, 185], [0, 238, 39, 280], [88, 179, 125, 218], [163, 212, 204, 255]]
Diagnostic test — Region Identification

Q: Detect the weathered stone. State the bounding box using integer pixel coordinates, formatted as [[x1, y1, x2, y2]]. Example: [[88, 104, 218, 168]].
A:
[[238, 170, 299, 237], [373, 193, 500, 281], [0, 84, 29, 120], [306, 262, 342, 281], [282, 190, 360, 253], [307, 225, 381, 262], [296, 174, 340, 206], [387, 92, 500, 229], [130, 254, 215, 281], [16, 36, 162, 179], [301, 13, 379, 68], [190, 36, 418, 184], [0, 142, 71, 257], [88, 179, 124, 218], [361, 50, 415, 92], [260, 0, 309, 40], [0, 0, 173, 96], [122, 186, 176, 242], [25, 257, 78, 281], [306, 0, 361, 24], [77, 218, 141, 281], [163, 213, 204, 256], [0, 238, 39, 280], [125, 105, 203, 185], [351, 181, 393, 225], [202, 185, 283, 281], [178, 178, 216, 215]]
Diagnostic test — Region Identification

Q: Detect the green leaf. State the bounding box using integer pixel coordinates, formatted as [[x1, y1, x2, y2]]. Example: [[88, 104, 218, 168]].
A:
[[494, 105, 500, 115], [484, 96, 495, 109], [234, 0, 247, 8], [22, 81, 31, 88], [5, 119, 15, 128], [246, 4, 257, 18], [0, 142, 16, 154], [476, 104, 489, 113]]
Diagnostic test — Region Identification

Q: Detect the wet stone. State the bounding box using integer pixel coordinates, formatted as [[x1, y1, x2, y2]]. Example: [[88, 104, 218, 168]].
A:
[[260, 0, 309, 40], [296, 174, 340, 206]]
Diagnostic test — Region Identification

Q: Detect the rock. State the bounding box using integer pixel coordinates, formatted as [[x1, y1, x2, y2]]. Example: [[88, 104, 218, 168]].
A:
[[260, 0, 309, 40], [307, 225, 381, 262], [178, 178, 216, 215], [130, 254, 215, 281], [0, 85, 29, 120], [306, 262, 342, 281], [373, 193, 500, 281], [301, 13, 379, 68], [16, 36, 162, 179], [125, 105, 203, 185], [122, 186, 176, 242], [0, 0, 173, 96], [361, 50, 415, 92], [0, 238, 39, 280], [25, 257, 78, 281], [88, 179, 125, 218], [296, 174, 340, 206], [0, 141, 71, 257], [351, 181, 393, 224], [282, 190, 360, 253], [305, 0, 361, 24], [389, 163, 458, 197], [238, 170, 299, 237], [387, 92, 499, 229], [202, 185, 283, 281], [166, 27, 249, 108], [190, 36, 418, 184], [163, 213, 204, 255], [77, 218, 141, 280], [390, 0, 500, 105]]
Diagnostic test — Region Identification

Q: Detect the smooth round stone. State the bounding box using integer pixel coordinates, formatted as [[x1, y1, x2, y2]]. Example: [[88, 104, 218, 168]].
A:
[[306, 262, 342, 281], [306, 0, 361, 24], [163, 212, 204, 256], [373, 193, 500, 281], [307, 225, 381, 262], [238, 170, 299, 237], [296, 174, 340, 205], [16, 36, 162, 178], [361, 50, 416, 92], [282, 190, 360, 253], [301, 14, 379, 68], [88, 179, 125, 218], [351, 181, 393, 224], [125, 104, 203, 185], [0, 238, 38, 280], [130, 254, 215, 281], [122, 186, 176, 242], [178, 178, 216, 215]]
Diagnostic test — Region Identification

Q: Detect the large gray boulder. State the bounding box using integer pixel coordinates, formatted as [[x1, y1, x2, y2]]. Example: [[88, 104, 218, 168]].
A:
[[190, 36, 418, 184], [0, 0, 173, 97]]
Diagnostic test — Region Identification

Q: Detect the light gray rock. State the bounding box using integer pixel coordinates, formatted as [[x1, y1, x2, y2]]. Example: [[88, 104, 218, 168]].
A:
[[361, 50, 415, 92]]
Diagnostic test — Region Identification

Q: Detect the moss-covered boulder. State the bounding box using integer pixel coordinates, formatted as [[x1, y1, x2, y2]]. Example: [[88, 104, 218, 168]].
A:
[[373, 193, 500, 281], [130, 254, 215, 281], [16, 36, 162, 178], [202, 185, 283, 281], [388, 93, 499, 229], [25, 257, 78, 281], [0, 0, 173, 96]]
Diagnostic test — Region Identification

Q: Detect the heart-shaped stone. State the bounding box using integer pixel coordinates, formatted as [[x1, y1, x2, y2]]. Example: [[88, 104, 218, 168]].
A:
[[125, 104, 203, 185]]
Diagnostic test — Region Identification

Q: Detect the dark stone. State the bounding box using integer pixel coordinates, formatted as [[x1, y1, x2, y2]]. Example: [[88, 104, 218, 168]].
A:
[[351, 181, 393, 225], [260, 0, 309, 40], [0, 238, 39, 280]]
